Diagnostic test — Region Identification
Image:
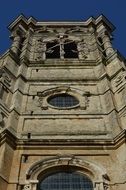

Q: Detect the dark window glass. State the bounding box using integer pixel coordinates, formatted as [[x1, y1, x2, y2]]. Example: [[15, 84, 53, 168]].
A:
[[46, 42, 60, 58], [38, 171, 93, 190], [47, 94, 79, 108], [64, 41, 78, 58]]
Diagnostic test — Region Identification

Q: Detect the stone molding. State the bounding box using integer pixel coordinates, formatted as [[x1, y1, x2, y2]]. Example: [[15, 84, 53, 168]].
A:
[[25, 155, 109, 190], [37, 86, 90, 110]]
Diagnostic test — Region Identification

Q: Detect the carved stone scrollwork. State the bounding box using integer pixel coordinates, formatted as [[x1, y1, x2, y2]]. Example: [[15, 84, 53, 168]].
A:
[[38, 96, 48, 110]]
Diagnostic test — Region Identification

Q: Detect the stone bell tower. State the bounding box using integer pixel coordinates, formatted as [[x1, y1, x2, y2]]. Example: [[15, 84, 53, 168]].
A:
[[0, 14, 126, 190]]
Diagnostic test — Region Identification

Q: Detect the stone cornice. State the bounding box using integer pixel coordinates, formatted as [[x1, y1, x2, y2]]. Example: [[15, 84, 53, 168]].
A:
[[8, 14, 115, 33], [0, 128, 125, 150]]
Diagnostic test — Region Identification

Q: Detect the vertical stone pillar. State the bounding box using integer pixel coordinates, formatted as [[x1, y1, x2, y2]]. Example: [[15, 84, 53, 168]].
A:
[[42, 43, 46, 60], [77, 42, 83, 59], [59, 36, 65, 59], [100, 30, 114, 57], [60, 42, 64, 59], [11, 34, 21, 55], [30, 180, 38, 190], [77, 40, 89, 59]]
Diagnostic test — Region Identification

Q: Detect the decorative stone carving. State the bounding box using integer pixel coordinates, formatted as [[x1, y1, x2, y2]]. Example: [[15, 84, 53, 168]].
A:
[[0, 69, 11, 88], [32, 33, 92, 60], [35, 26, 89, 35], [35, 26, 56, 34], [34, 38, 46, 61], [77, 39, 90, 59], [11, 29, 26, 55], [98, 29, 114, 57], [26, 155, 107, 185], [37, 86, 90, 110], [22, 184, 31, 190], [11, 34, 21, 54], [0, 111, 5, 129], [94, 182, 107, 190], [113, 72, 126, 93], [66, 26, 89, 34], [0, 112, 3, 125], [38, 96, 48, 110], [115, 72, 126, 87], [103, 183, 109, 190]]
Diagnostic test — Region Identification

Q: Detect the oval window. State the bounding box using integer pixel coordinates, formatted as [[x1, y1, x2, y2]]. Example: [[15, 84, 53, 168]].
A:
[[47, 94, 79, 108]]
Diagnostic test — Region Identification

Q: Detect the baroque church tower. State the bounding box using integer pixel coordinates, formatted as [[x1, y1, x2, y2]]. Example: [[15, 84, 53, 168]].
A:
[[0, 15, 126, 190]]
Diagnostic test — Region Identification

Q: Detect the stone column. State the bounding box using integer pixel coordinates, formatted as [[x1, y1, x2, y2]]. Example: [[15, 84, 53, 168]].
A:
[[77, 40, 89, 59], [11, 34, 21, 55], [30, 180, 38, 190], [100, 30, 114, 57], [59, 36, 65, 59], [60, 42, 65, 59], [42, 43, 46, 60]]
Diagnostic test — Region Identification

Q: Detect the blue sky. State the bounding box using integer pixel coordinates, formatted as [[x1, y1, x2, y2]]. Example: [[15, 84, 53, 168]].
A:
[[0, 0, 126, 57]]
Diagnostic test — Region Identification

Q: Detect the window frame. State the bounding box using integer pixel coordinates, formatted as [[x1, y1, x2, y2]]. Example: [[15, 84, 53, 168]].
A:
[[38, 170, 93, 190], [45, 39, 78, 59], [47, 93, 80, 109]]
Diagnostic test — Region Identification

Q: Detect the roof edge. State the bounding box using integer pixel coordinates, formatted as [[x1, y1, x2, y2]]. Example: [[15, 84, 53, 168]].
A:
[[8, 14, 115, 32]]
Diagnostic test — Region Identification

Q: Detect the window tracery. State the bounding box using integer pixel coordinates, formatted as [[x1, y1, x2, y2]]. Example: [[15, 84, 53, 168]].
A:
[[33, 34, 90, 60], [46, 40, 78, 59]]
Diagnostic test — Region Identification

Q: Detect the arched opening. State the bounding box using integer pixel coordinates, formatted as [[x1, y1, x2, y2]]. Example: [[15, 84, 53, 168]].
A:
[[26, 156, 107, 190], [64, 41, 78, 58], [37, 168, 93, 190], [46, 41, 60, 59]]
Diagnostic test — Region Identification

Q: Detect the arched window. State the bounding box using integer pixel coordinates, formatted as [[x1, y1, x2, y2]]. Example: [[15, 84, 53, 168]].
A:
[[47, 93, 79, 108], [64, 41, 78, 58], [45, 39, 78, 59], [38, 171, 93, 190], [46, 41, 60, 58]]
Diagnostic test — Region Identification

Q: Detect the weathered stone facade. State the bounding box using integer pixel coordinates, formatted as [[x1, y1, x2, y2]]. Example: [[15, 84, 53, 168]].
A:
[[0, 14, 126, 190]]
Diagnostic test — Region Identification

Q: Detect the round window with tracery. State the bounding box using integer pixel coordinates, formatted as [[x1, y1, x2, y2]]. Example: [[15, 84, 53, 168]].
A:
[[47, 93, 79, 109]]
